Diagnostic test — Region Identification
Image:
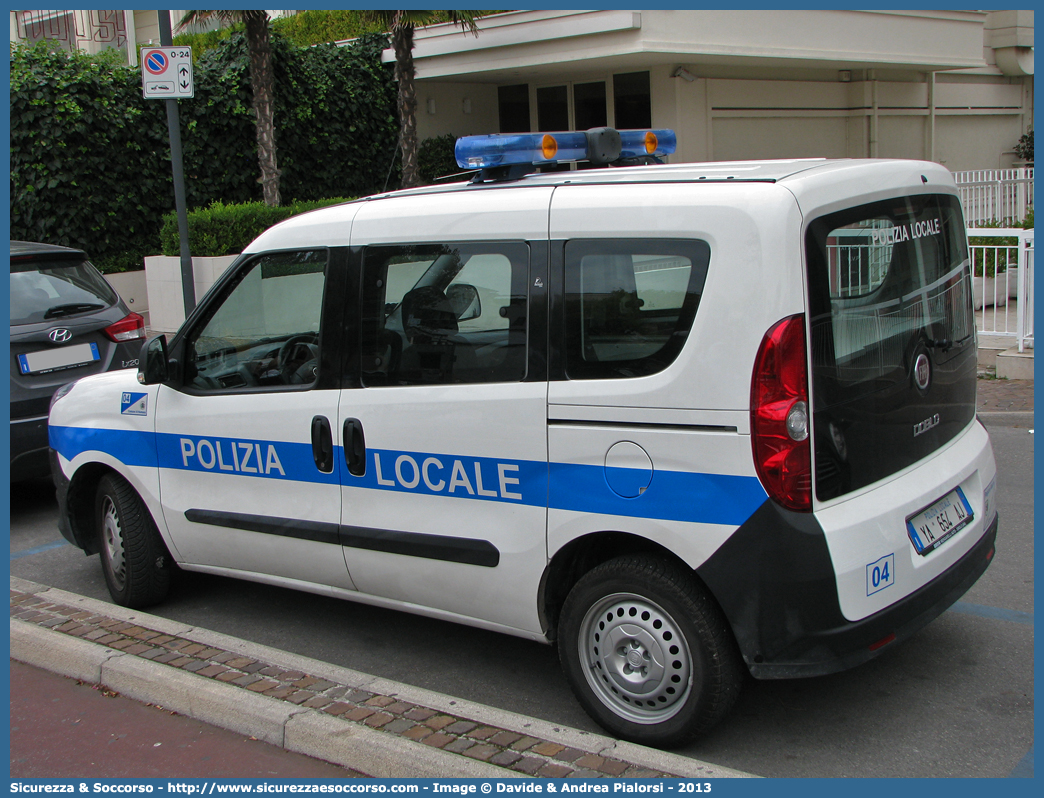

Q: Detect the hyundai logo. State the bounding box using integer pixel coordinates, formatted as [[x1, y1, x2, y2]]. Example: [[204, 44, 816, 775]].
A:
[[48, 328, 73, 344]]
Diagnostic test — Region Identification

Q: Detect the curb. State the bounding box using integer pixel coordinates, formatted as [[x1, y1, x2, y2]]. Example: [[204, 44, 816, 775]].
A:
[[10, 577, 756, 780], [977, 411, 1035, 428]]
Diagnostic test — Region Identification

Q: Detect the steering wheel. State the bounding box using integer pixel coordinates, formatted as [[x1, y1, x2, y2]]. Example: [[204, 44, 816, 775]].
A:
[[277, 334, 318, 383]]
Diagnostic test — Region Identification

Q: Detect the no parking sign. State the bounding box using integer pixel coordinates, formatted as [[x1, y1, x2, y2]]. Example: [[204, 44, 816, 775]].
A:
[[141, 47, 193, 99]]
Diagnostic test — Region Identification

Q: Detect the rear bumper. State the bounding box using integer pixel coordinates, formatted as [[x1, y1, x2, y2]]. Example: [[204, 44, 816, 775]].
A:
[[697, 499, 997, 679]]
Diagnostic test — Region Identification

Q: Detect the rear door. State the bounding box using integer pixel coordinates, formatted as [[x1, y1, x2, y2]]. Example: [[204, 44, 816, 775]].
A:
[[335, 188, 552, 636], [804, 193, 977, 502]]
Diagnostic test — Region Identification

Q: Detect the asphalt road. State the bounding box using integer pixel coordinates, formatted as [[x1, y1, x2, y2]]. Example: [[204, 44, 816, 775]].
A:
[[9, 419, 1033, 778]]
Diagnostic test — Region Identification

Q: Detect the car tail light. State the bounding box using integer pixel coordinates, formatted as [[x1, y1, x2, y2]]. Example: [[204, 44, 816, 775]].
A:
[[751, 314, 811, 512], [103, 312, 146, 343]]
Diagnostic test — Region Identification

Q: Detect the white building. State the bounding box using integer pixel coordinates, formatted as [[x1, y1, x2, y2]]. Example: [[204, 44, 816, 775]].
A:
[[11, 9, 1033, 171], [396, 9, 1034, 172], [9, 9, 295, 64]]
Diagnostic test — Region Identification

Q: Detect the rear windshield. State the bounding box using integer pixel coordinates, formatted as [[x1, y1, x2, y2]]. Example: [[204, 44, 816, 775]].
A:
[[805, 194, 976, 501], [10, 257, 119, 326]]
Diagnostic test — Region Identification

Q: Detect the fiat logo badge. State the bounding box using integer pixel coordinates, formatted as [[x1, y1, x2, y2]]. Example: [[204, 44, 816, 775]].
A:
[[48, 328, 73, 344], [914, 352, 931, 391]]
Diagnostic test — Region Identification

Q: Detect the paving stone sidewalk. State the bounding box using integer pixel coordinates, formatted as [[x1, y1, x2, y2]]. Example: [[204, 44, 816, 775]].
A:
[[10, 587, 689, 779], [976, 377, 1034, 414]]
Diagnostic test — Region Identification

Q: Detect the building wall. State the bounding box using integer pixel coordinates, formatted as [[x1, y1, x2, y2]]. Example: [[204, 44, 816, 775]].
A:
[[415, 83, 499, 142], [418, 69, 1032, 172], [408, 10, 1032, 173]]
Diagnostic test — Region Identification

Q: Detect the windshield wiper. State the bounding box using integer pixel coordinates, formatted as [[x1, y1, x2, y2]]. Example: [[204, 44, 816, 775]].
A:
[[44, 302, 106, 319]]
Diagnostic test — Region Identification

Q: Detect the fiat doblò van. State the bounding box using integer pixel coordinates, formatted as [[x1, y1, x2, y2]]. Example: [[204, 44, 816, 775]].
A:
[[50, 130, 997, 746]]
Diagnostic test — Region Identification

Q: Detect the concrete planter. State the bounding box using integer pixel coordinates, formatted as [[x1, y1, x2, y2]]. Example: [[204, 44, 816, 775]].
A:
[[103, 270, 148, 324], [144, 255, 239, 334], [973, 275, 1009, 310]]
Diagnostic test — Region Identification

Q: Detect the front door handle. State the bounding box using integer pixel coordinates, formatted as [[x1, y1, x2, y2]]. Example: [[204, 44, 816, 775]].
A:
[[343, 418, 366, 477], [311, 415, 333, 473]]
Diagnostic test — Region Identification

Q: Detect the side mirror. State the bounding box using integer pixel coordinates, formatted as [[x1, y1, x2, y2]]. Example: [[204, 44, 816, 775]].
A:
[[138, 334, 170, 385], [446, 283, 481, 321]]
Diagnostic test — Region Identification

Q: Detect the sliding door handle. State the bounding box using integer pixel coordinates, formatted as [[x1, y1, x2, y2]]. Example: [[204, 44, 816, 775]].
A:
[[310, 415, 333, 473], [343, 417, 366, 477]]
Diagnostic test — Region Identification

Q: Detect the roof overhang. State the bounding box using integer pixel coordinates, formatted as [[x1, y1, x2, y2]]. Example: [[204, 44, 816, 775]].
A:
[[389, 9, 991, 84]]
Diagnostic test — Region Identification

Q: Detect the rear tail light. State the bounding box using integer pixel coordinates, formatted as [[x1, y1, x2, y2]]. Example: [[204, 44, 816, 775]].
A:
[[104, 312, 146, 343], [751, 314, 812, 512]]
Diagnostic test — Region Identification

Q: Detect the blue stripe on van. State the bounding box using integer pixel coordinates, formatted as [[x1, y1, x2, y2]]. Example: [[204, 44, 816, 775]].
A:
[[49, 425, 159, 467], [49, 425, 766, 528], [550, 462, 767, 526]]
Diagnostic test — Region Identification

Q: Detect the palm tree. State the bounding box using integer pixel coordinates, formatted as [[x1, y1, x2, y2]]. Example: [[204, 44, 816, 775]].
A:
[[368, 11, 479, 188], [178, 10, 281, 206]]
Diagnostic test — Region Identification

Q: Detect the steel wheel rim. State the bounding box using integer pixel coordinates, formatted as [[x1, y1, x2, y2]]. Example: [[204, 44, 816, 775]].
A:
[[578, 592, 694, 724], [102, 496, 126, 590]]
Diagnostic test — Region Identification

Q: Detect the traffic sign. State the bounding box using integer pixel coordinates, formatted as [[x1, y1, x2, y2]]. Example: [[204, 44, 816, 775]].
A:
[[141, 47, 193, 99]]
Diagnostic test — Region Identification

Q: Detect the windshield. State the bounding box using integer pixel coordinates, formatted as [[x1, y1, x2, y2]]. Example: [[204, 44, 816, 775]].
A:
[[10, 257, 119, 326]]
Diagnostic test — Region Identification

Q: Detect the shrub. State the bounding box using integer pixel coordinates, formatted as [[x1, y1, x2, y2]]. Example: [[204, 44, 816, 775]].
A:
[[10, 33, 396, 272], [1013, 129, 1033, 163], [159, 197, 354, 257], [271, 10, 386, 47], [418, 134, 469, 184], [968, 220, 1020, 278], [10, 41, 171, 270]]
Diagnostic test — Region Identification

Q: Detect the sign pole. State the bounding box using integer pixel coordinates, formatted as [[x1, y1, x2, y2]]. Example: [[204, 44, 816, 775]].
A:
[[157, 11, 195, 317]]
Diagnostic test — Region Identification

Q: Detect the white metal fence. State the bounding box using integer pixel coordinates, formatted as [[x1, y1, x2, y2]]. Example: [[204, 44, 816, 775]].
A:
[[967, 228, 1034, 352], [954, 168, 1034, 226]]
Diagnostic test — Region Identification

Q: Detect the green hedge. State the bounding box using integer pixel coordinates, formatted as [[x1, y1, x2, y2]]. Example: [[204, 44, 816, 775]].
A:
[[160, 197, 353, 257], [967, 213, 1034, 277], [419, 134, 470, 184], [10, 33, 396, 273], [10, 42, 171, 272]]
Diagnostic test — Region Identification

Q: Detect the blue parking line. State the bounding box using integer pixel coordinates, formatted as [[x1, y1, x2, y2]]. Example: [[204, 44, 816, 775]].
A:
[[10, 540, 69, 560], [1009, 744, 1034, 778], [950, 600, 1033, 626]]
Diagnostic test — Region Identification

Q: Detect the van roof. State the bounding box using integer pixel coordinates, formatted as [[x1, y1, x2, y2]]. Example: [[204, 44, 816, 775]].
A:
[[251, 157, 958, 252], [359, 157, 956, 200]]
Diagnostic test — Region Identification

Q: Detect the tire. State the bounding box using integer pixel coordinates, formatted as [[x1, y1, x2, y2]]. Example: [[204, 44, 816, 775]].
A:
[[95, 473, 172, 608], [558, 555, 743, 747]]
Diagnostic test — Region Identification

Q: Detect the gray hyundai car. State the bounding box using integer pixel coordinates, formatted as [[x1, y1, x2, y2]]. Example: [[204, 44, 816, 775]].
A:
[[10, 241, 146, 480]]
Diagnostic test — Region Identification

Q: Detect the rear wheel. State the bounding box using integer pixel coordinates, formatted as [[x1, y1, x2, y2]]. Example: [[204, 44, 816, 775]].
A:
[[558, 555, 743, 747], [96, 473, 171, 608]]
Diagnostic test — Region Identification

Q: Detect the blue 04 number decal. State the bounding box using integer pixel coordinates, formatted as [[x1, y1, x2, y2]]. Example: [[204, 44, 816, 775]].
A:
[[866, 553, 895, 596]]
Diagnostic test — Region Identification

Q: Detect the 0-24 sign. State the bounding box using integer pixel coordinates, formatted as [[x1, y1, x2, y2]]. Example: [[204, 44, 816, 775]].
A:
[[141, 47, 193, 99]]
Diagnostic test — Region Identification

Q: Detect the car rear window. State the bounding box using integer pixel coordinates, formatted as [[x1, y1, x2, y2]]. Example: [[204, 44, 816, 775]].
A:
[[10, 257, 119, 326], [805, 194, 976, 501]]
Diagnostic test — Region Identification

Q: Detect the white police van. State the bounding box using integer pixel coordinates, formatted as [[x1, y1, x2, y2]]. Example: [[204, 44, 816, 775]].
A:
[[49, 128, 998, 747]]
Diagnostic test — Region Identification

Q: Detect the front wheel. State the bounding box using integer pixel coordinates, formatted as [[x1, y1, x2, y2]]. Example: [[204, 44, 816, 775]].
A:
[[558, 555, 743, 747], [96, 473, 172, 608]]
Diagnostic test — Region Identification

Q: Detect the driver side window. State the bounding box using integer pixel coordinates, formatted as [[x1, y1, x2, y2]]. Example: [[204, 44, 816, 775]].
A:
[[185, 250, 327, 391]]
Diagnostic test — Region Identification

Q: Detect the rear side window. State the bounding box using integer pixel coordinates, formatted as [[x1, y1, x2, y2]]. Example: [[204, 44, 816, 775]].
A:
[[361, 242, 529, 386], [10, 257, 119, 326], [564, 239, 710, 379]]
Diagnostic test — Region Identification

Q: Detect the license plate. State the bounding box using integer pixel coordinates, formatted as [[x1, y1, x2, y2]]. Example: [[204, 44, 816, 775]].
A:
[[906, 486, 974, 556], [17, 342, 100, 375]]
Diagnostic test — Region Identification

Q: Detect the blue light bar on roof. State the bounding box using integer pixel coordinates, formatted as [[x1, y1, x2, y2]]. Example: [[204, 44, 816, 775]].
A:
[[455, 132, 587, 169], [619, 129, 677, 159], [455, 128, 677, 170]]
